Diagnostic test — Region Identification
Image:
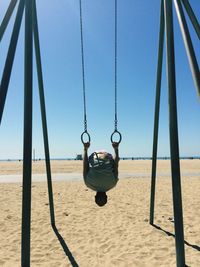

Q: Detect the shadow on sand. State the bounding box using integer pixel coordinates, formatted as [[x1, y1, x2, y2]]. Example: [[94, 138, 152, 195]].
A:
[[52, 224, 79, 267], [152, 224, 200, 252]]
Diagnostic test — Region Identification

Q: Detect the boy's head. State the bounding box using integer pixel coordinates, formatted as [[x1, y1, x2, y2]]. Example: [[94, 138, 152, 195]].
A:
[[95, 191, 107, 207], [92, 151, 113, 160]]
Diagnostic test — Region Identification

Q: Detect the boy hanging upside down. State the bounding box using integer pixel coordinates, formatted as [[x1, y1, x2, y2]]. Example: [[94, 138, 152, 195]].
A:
[[83, 142, 119, 207]]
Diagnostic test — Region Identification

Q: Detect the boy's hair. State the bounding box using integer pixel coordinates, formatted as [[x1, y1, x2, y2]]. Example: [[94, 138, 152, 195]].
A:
[[95, 191, 107, 206]]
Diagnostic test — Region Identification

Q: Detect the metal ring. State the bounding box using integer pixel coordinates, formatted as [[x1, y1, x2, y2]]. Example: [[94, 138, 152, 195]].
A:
[[110, 130, 122, 144], [81, 131, 91, 144]]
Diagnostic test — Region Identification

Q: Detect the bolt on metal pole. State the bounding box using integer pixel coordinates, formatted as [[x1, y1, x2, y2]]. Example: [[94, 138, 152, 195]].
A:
[[181, 0, 200, 39], [150, 0, 165, 225], [0, 0, 25, 125], [0, 0, 18, 42], [164, 1, 185, 266], [32, 0, 55, 226], [21, 0, 33, 266], [174, 0, 200, 100]]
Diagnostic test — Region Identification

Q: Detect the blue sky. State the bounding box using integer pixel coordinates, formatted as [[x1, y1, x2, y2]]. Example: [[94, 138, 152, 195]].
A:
[[0, 0, 199, 159]]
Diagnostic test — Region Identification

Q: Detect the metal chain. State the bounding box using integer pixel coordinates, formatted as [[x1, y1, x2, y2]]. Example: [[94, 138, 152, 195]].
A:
[[79, 0, 87, 132], [79, 0, 118, 133], [114, 0, 118, 131]]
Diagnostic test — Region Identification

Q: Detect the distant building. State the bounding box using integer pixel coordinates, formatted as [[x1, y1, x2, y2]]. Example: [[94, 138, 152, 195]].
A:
[[76, 154, 83, 160]]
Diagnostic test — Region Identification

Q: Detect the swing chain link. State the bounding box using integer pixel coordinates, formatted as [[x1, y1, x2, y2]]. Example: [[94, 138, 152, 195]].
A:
[[111, 0, 122, 145], [79, 0, 88, 136], [79, 0, 91, 145], [84, 115, 87, 132], [114, 0, 118, 132], [80, 0, 121, 144], [115, 115, 118, 131]]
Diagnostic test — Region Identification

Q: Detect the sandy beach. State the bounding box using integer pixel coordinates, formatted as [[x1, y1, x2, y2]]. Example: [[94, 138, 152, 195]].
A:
[[0, 160, 199, 266]]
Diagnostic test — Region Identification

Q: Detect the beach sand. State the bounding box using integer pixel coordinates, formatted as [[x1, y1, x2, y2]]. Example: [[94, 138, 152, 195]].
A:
[[0, 160, 199, 266]]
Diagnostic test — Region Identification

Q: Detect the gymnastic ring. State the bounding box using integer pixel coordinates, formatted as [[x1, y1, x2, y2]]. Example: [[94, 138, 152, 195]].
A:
[[81, 131, 91, 144], [111, 130, 122, 144]]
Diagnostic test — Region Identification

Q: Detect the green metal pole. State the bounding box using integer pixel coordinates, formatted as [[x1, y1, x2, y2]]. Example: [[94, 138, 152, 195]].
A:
[[174, 0, 200, 100], [21, 0, 33, 266], [0, 0, 18, 42], [32, 0, 55, 226], [181, 0, 200, 39], [0, 0, 25, 124], [164, 1, 185, 267], [150, 0, 165, 225]]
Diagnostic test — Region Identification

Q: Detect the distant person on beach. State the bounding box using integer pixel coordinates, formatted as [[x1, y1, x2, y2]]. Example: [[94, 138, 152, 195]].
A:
[[83, 142, 119, 207]]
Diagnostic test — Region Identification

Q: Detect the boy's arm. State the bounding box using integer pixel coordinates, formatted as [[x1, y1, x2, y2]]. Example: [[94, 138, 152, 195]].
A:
[[83, 142, 90, 179], [112, 142, 119, 177]]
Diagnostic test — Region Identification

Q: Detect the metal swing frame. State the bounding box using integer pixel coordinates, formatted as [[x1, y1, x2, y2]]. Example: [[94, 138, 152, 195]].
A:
[[150, 1, 199, 267], [0, 0, 55, 266]]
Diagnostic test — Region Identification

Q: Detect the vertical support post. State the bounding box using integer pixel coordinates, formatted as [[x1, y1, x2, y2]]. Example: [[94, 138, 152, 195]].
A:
[[21, 0, 33, 266], [0, 0, 25, 124], [174, 0, 200, 99], [150, 0, 165, 225], [164, 1, 185, 266], [0, 0, 18, 42], [181, 0, 200, 39], [32, 0, 55, 226]]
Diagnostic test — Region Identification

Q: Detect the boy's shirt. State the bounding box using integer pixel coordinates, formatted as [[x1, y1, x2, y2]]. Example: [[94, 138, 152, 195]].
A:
[[84, 151, 118, 192]]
